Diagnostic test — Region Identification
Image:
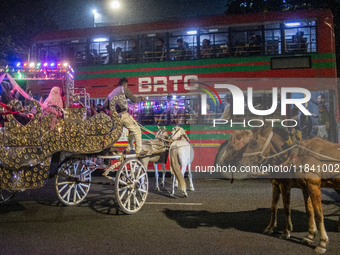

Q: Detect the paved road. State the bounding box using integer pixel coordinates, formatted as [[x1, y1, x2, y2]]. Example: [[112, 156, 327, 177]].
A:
[[0, 176, 339, 255]]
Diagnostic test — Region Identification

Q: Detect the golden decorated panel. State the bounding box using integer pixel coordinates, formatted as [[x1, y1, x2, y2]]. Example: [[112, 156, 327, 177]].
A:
[[4, 100, 42, 146], [85, 113, 112, 136], [0, 157, 50, 190], [64, 107, 86, 122], [0, 97, 123, 190]]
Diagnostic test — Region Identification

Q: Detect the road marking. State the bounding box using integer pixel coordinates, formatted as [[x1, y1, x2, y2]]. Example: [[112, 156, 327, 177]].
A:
[[145, 202, 202, 206]]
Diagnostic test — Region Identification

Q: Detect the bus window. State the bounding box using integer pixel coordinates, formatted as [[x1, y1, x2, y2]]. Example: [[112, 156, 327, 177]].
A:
[[200, 31, 214, 59], [137, 96, 168, 125], [125, 39, 139, 63], [230, 25, 262, 57], [112, 40, 126, 64], [264, 23, 281, 55], [214, 31, 229, 58], [199, 94, 226, 124], [200, 28, 229, 59], [168, 95, 198, 125], [61, 39, 87, 66], [89, 38, 109, 65], [38, 42, 62, 62], [169, 31, 197, 61], [185, 95, 199, 125], [140, 33, 167, 62], [285, 21, 316, 54], [140, 37, 153, 62]]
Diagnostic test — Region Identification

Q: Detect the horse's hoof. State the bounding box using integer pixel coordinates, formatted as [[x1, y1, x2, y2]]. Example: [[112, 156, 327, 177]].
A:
[[183, 192, 188, 197], [263, 228, 275, 235], [301, 237, 314, 246], [169, 193, 175, 197], [162, 183, 165, 187], [314, 245, 327, 254], [154, 187, 160, 191], [189, 187, 195, 191], [279, 233, 290, 240]]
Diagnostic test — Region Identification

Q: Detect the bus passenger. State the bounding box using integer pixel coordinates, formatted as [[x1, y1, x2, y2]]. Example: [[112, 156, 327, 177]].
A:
[[248, 35, 262, 56], [201, 39, 212, 58], [311, 93, 329, 112], [219, 96, 231, 120], [104, 44, 113, 64], [313, 105, 330, 140], [176, 38, 187, 61], [155, 38, 165, 62], [299, 103, 312, 138], [0, 81, 34, 126], [293, 31, 307, 53], [128, 41, 138, 63], [103, 77, 147, 155], [43, 87, 64, 109], [177, 108, 186, 125], [115, 47, 123, 64]]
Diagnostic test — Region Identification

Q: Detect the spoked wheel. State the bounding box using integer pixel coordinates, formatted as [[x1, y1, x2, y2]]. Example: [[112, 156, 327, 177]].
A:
[[55, 159, 97, 206], [115, 158, 148, 214], [0, 190, 17, 204]]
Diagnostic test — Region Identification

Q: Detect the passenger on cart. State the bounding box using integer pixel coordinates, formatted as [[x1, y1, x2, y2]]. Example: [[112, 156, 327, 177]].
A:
[[103, 77, 147, 156], [43, 87, 64, 110]]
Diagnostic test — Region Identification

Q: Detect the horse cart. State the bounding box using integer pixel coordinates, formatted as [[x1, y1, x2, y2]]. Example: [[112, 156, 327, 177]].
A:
[[0, 87, 149, 214]]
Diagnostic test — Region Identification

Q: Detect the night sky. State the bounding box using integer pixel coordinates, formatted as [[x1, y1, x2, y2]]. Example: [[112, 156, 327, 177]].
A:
[[45, 0, 227, 30]]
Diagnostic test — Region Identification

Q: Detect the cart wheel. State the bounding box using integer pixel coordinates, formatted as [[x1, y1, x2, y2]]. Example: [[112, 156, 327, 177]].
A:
[[0, 190, 17, 204], [115, 158, 148, 214], [55, 159, 96, 206]]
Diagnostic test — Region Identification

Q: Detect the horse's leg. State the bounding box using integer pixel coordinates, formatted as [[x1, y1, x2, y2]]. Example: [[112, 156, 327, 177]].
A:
[[154, 163, 160, 191], [334, 189, 340, 231], [187, 163, 194, 191], [170, 174, 176, 197], [161, 163, 166, 187], [180, 164, 188, 197], [280, 183, 293, 240], [264, 181, 280, 235], [307, 181, 328, 254], [301, 188, 317, 246]]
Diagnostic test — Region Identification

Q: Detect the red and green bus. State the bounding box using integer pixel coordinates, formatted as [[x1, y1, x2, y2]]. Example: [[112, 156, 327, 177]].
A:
[[23, 8, 338, 170]]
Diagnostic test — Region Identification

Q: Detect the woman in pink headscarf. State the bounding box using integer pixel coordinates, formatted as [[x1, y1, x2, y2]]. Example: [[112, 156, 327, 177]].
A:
[[43, 87, 64, 109], [43, 87, 64, 130]]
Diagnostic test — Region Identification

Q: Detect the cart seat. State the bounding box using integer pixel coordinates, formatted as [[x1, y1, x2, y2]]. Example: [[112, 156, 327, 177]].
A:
[[3, 100, 42, 147]]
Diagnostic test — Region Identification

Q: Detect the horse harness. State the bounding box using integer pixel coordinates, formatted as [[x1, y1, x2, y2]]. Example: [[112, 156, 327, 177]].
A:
[[242, 130, 340, 163], [170, 128, 189, 143]]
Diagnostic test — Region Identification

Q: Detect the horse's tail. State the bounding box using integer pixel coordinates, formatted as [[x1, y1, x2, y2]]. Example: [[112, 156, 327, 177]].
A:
[[170, 148, 186, 191]]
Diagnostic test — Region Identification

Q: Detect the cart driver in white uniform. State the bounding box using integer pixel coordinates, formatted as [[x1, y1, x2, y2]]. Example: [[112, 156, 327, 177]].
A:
[[103, 77, 146, 155]]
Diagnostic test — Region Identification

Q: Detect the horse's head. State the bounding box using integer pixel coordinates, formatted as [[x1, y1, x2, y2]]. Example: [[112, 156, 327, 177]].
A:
[[221, 130, 253, 165], [240, 126, 274, 166], [170, 126, 188, 141], [156, 126, 169, 141]]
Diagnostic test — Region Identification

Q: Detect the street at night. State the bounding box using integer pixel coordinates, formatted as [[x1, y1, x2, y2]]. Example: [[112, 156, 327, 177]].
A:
[[1, 176, 339, 255], [2, 1, 340, 255]]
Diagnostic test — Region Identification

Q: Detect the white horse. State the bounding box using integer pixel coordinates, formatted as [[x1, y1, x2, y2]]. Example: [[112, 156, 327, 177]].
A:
[[169, 126, 194, 197], [139, 126, 169, 191]]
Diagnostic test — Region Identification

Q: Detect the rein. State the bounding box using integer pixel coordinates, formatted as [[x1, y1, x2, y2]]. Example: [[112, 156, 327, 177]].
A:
[[170, 128, 181, 139], [243, 130, 340, 163], [243, 131, 273, 159], [176, 134, 189, 142]]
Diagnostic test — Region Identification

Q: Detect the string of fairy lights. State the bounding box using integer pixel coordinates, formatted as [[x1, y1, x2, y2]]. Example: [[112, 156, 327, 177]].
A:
[[3, 62, 74, 80]]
